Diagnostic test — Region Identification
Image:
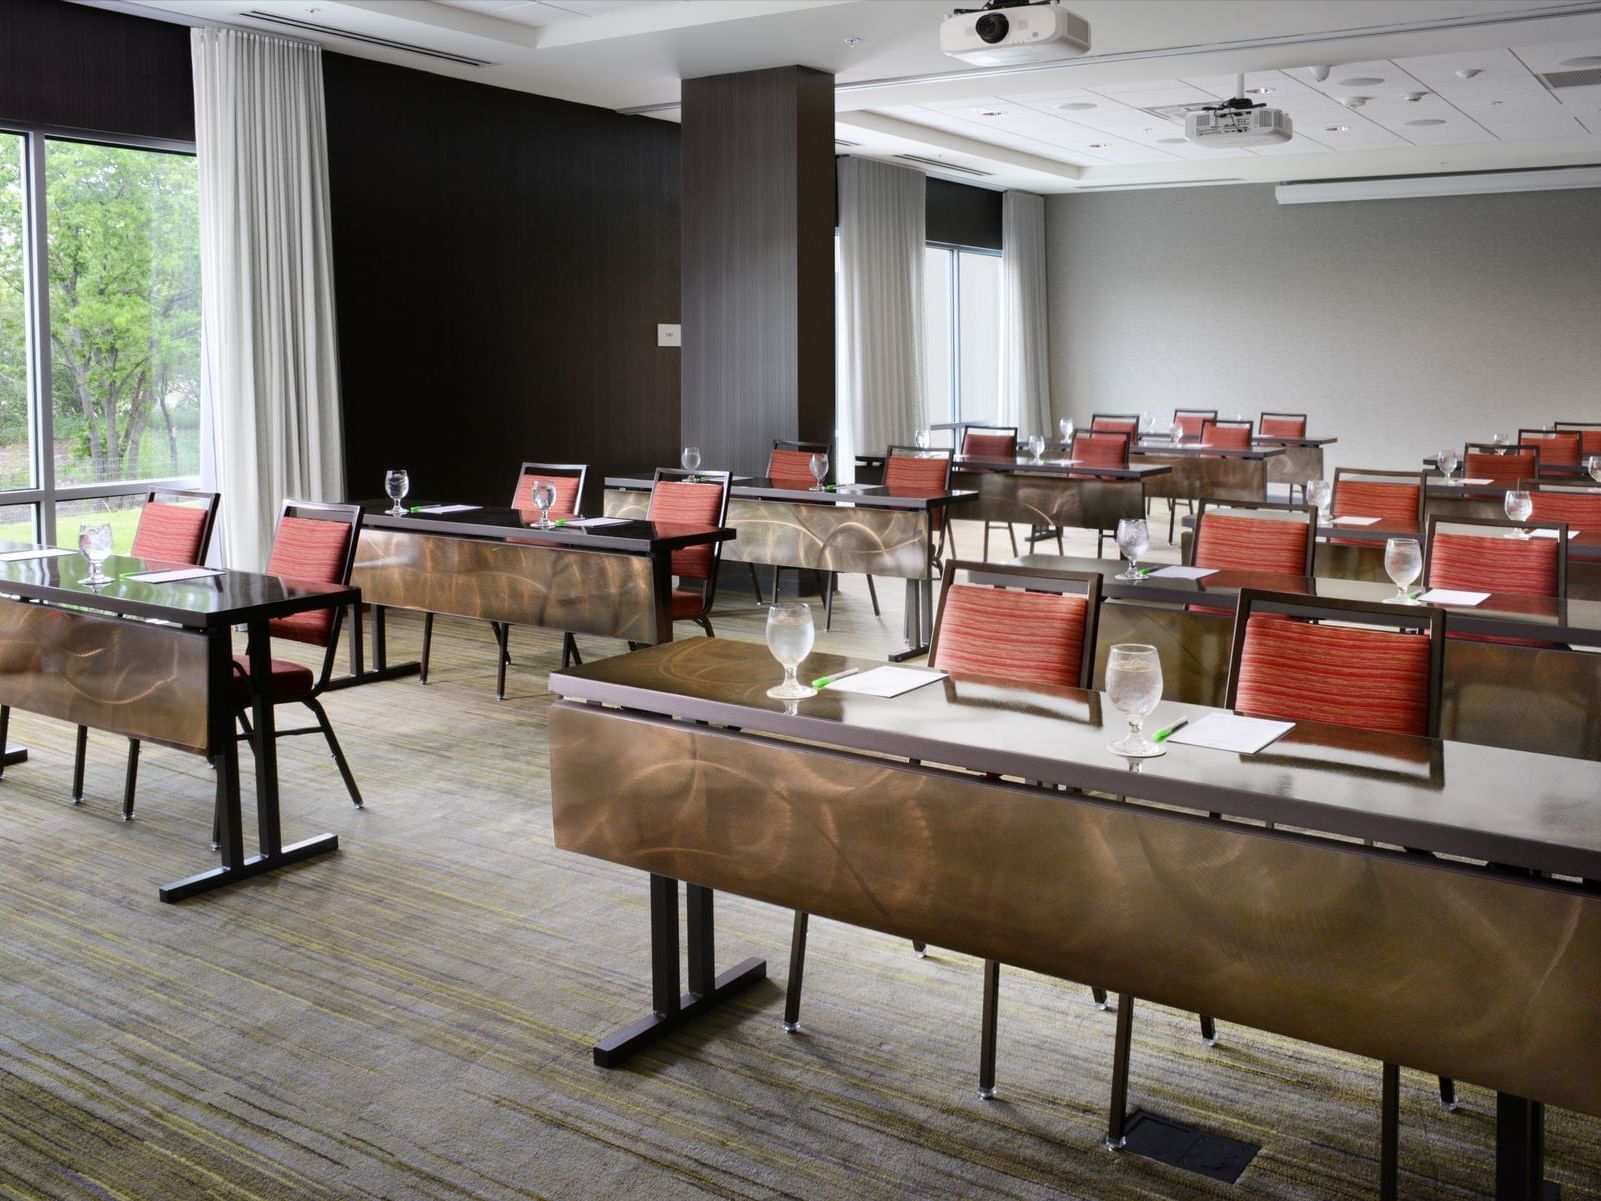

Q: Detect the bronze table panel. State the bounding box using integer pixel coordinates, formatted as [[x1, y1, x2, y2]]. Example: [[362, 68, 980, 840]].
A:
[[1134, 453, 1267, 503], [957, 472, 1144, 531]]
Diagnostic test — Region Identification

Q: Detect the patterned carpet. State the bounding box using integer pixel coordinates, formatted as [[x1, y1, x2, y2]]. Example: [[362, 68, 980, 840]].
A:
[[0, 519, 1596, 1200]]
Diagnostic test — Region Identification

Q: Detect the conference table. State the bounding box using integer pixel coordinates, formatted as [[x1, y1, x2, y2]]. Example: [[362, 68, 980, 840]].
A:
[[604, 474, 972, 659], [344, 501, 734, 685], [547, 636, 1601, 1200], [1122, 438, 1290, 507], [992, 553, 1601, 762], [1257, 433, 1337, 494], [0, 542, 356, 901]]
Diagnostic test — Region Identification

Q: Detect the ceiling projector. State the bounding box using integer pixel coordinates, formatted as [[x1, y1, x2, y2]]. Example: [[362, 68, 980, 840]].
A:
[[941, 0, 1091, 67], [1185, 84, 1294, 147]]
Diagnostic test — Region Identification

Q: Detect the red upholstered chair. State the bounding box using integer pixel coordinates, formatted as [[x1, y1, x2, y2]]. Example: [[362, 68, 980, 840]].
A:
[[1464, 442, 1539, 488], [1199, 419, 1253, 451], [420, 463, 587, 697], [1555, 421, 1601, 459], [1425, 515, 1567, 650], [1172, 408, 1216, 439], [71, 489, 221, 817], [1067, 431, 1132, 557], [1519, 429, 1580, 473], [863, 446, 954, 618], [783, 560, 1105, 1079], [1329, 468, 1425, 547], [648, 468, 731, 637], [757, 440, 848, 613], [1091, 413, 1140, 438], [1259, 412, 1307, 438], [962, 427, 1020, 561], [1525, 482, 1601, 527], [1187, 501, 1317, 614]]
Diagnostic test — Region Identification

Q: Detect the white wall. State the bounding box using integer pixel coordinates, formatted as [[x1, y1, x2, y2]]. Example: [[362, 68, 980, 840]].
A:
[[1044, 183, 1601, 480]]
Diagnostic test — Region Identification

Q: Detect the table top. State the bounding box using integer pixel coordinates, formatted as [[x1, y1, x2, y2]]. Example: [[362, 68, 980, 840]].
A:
[[360, 501, 734, 553], [999, 552, 1601, 643], [853, 453, 1171, 480], [1253, 435, 1337, 447], [1127, 439, 1288, 460], [550, 638, 1601, 880], [0, 542, 355, 630], [604, 475, 977, 511]]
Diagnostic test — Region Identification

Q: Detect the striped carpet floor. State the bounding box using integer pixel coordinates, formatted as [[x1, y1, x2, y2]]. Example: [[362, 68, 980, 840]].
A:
[[0, 519, 1595, 1200]]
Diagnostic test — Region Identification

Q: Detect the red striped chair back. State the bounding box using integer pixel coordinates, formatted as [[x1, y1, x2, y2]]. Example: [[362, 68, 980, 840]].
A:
[[512, 463, 585, 519], [264, 502, 362, 647], [962, 428, 1018, 459], [1173, 409, 1216, 438], [1526, 485, 1601, 527], [768, 446, 821, 488], [1555, 424, 1601, 457], [1226, 591, 1445, 738], [884, 447, 953, 492], [1191, 504, 1315, 577], [1070, 431, 1130, 468], [1519, 429, 1580, 469], [1091, 415, 1140, 437], [930, 561, 1101, 690], [1425, 516, 1565, 599], [1259, 413, 1306, 438], [1332, 469, 1424, 528], [132, 489, 219, 565], [1200, 420, 1252, 450], [648, 473, 729, 581], [1465, 445, 1539, 487]]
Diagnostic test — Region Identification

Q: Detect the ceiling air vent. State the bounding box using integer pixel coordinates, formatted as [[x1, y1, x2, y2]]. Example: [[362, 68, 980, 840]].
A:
[[834, 138, 861, 148], [240, 11, 495, 66], [893, 154, 993, 178], [1076, 178, 1245, 190], [1538, 68, 1601, 90]]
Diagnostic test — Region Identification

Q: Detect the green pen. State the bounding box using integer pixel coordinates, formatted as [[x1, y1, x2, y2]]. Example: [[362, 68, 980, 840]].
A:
[[811, 667, 860, 689], [1152, 719, 1189, 744]]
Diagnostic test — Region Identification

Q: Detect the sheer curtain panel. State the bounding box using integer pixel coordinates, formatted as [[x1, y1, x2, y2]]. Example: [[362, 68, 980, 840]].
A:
[[839, 157, 926, 479], [192, 28, 344, 569], [998, 190, 1051, 439]]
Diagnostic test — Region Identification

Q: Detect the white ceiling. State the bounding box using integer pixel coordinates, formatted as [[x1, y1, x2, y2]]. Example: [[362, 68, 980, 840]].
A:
[[88, 0, 1601, 191]]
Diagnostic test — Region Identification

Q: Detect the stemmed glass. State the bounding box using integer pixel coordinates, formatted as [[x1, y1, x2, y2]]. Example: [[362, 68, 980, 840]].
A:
[[1025, 434, 1045, 462], [385, 468, 410, 516], [1504, 489, 1533, 537], [1058, 417, 1074, 446], [765, 603, 816, 700], [1106, 644, 1165, 758], [1140, 411, 1156, 436], [681, 446, 701, 474], [1437, 448, 1459, 485], [915, 429, 931, 450], [531, 482, 557, 529], [1384, 537, 1422, 604], [78, 520, 113, 586], [809, 452, 829, 490], [1490, 431, 1509, 453], [1587, 454, 1601, 484], [1115, 517, 1149, 581], [1305, 479, 1332, 521], [1168, 420, 1184, 445]]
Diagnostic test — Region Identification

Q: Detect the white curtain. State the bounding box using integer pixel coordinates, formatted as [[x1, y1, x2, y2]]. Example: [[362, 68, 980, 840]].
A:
[[192, 28, 344, 570], [997, 190, 1051, 439], [838, 157, 926, 481]]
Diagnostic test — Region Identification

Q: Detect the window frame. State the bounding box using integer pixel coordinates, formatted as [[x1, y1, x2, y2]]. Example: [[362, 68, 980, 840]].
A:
[[925, 240, 1002, 429], [3, 121, 201, 545]]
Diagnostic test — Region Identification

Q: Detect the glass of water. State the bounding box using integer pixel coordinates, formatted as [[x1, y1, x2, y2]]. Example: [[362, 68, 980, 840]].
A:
[[1026, 434, 1045, 461], [809, 452, 829, 490], [78, 520, 114, 586], [915, 429, 931, 450], [1169, 420, 1184, 444], [1305, 478, 1332, 519], [1115, 517, 1149, 581], [1106, 643, 1165, 757], [385, 468, 410, 516], [1140, 411, 1156, 436], [1384, 537, 1423, 604], [532, 482, 557, 529], [1588, 455, 1601, 483], [765, 603, 817, 700], [1504, 489, 1533, 537], [1058, 416, 1074, 445], [681, 446, 701, 474], [1437, 448, 1459, 484]]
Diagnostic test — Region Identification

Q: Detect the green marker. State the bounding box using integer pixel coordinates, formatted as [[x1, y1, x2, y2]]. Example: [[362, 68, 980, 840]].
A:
[[811, 667, 860, 689], [1152, 719, 1189, 744]]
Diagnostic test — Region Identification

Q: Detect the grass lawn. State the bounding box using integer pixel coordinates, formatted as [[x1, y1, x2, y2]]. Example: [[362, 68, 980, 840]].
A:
[[0, 507, 144, 554]]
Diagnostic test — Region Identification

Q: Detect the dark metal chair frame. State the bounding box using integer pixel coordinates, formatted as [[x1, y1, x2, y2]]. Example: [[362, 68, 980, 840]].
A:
[[1422, 513, 1569, 599], [650, 466, 732, 639], [1198, 418, 1254, 445], [1170, 408, 1218, 440], [1069, 429, 1131, 557], [959, 426, 1021, 562], [864, 446, 954, 612], [1258, 411, 1308, 436], [1463, 442, 1542, 484], [1331, 467, 1428, 530], [1516, 428, 1582, 473], [1187, 497, 1318, 577], [753, 439, 845, 611]]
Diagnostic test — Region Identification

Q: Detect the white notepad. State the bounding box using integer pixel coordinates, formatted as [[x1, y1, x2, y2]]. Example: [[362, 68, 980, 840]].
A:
[[1330, 515, 1380, 526], [412, 504, 480, 514], [1151, 565, 1218, 580], [561, 517, 628, 527], [826, 666, 947, 698], [124, 567, 226, 584], [1529, 528, 1579, 539], [0, 547, 76, 561], [1416, 588, 1490, 606], [1457, 478, 1493, 485], [1165, 713, 1294, 755]]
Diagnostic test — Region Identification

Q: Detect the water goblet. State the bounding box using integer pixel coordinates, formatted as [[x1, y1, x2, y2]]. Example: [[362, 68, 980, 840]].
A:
[[1058, 417, 1074, 445], [1384, 537, 1423, 604], [765, 603, 817, 700], [915, 429, 931, 450], [1504, 489, 1533, 537], [809, 452, 829, 490], [1437, 448, 1459, 485], [1140, 411, 1156, 435], [1105, 644, 1164, 757], [78, 519, 114, 586], [681, 446, 701, 474], [532, 482, 557, 529], [385, 468, 410, 516], [1168, 420, 1184, 444], [1026, 434, 1045, 462], [1305, 478, 1332, 520], [1587, 455, 1601, 484], [1115, 517, 1149, 581]]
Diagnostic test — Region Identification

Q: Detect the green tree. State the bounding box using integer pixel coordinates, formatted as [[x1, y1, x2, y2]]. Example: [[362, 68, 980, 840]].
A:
[[0, 136, 29, 489]]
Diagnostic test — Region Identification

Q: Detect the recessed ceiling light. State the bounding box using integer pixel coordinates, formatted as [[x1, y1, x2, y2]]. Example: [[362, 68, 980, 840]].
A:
[[1325, 125, 1350, 133], [1561, 55, 1601, 68], [1157, 137, 1186, 144], [842, 35, 862, 46], [1244, 87, 1274, 95], [1455, 68, 1482, 80], [1056, 101, 1097, 111], [1340, 76, 1385, 86], [1406, 118, 1446, 126], [977, 109, 1006, 117], [1088, 142, 1111, 148], [1403, 92, 1429, 102]]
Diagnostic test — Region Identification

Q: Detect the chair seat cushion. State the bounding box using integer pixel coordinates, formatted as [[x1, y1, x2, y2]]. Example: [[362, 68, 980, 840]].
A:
[[232, 654, 315, 703], [671, 589, 705, 618]]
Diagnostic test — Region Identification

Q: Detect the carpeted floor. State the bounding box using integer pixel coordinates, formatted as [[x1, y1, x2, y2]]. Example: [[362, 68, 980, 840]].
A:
[[0, 518, 1595, 1200]]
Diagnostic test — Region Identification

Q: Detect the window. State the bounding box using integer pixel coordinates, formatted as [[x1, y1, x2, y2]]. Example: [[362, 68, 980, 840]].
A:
[[0, 128, 200, 552], [924, 244, 1001, 427]]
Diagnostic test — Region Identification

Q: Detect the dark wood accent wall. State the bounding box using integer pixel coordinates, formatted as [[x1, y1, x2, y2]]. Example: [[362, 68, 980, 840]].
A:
[[681, 66, 835, 479], [927, 177, 1002, 250], [0, 0, 194, 141], [323, 54, 681, 513]]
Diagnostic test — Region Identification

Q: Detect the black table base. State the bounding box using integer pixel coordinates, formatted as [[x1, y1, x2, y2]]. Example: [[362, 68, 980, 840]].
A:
[[159, 832, 339, 903]]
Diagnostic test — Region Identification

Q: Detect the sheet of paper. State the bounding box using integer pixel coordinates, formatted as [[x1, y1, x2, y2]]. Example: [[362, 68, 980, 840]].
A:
[[825, 666, 947, 698], [1150, 565, 1218, 580], [1330, 515, 1380, 526], [561, 516, 628, 527], [1416, 588, 1490, 606], [1529, 527, 1579, 539], [1457, 478, 1493, 485], [0, 547, 76, 561], [1165, 713, 1294, 755], [124, 567, 226, 584], [412, 504, 480, 514]]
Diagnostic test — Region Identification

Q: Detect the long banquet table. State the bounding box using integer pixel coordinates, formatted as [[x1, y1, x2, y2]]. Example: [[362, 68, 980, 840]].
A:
[[1125, 438, 1289, 505], [548, 636, 1601, 1200], [0, 543, 356, 900]]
